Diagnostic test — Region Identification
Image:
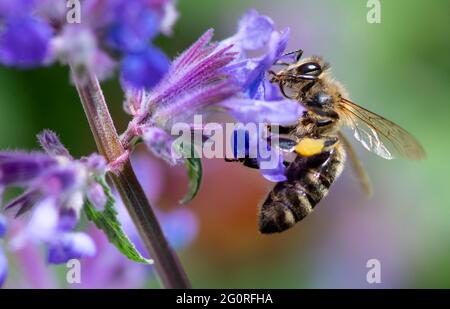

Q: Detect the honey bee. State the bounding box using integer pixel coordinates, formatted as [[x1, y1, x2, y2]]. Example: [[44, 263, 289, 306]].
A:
[[259, 50, 426, 234]]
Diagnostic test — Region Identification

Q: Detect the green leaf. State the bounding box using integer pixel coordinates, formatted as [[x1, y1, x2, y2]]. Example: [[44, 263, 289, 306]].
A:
[[84, 177, 153, 264], [174, 142, 203, 204]]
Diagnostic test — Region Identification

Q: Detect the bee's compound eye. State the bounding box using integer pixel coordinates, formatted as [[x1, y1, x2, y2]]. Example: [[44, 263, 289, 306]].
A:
[[297, 62, 322, 78]]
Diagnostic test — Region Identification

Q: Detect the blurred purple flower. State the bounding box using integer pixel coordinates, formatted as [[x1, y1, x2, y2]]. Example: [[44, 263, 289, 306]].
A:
[[0, 247, 7, 287], [48, 232, 96, 264], [0, 214, 7, 287], [121, 47, 170, 89], [1, 130, 107, 264], [0, 17, 53, 67], [0, 0, 177, 88], [78, 153, 198, 288], [0, 214, 7, 238]]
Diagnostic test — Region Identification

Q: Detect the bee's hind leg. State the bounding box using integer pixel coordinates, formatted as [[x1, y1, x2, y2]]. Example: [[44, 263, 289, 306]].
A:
[[294, 136, 339, 157]]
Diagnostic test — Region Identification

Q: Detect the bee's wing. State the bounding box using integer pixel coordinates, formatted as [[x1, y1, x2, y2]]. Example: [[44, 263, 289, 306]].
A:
[[338, 98, 426, 160], [338, 132, 372, 197]]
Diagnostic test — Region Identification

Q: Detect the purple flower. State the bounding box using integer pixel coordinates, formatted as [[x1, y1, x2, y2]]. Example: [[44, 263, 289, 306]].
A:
[[86, 182, 107, 211], [0, 0, 178, 88], [0, 247, 7, 287], [141, 127, 182, 165], [48, 232, 96, 264], [78, 153, 198, 288], [104, 1, 160, 52], [232, 127, 287, 182], [121, 47, 170, 89], [1, 130, 107, 264], [0, 17, 53, 68], [122, 10, 302, 171], [215, 10, 304, 182], [0, 215, 6, 238], [122, 29, 239, 163], [0, 214, 7, 287], [0, 0, 36, 19], [158, 208, 198, 249], [234, 9, 275, 51]]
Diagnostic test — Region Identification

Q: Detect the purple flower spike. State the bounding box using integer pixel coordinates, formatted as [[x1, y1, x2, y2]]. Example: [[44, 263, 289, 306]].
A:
[[142, 30, 238, 115], [48, 232, 96, 264], [1, 130, 109, 264], [0, 247, 7, 287], [0, 17, 53, 68]]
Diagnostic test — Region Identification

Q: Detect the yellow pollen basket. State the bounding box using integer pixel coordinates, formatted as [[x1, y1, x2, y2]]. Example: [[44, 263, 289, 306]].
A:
[[294, 138, 326, 157]]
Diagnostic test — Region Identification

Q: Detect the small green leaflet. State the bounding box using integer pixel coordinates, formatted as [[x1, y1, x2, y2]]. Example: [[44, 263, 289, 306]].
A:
[[84, 177, 153, 264], [174, 142, 203, 204]]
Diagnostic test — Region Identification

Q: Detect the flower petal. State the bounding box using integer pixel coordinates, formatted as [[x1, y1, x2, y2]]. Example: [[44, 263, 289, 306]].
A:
[[48, 232, 96, 264], [0, 17, 53, 68], [153, 81, 238, 126], [235, 9, 274, 51], [259, 154, 287, 182], [121, 46, 170, 89], [142, 126, 180, 165], [4, 189, 40, 217], [26, 198, 59, 243], [243, 28, 290, 97], [86, 182, 107, 211], [220, 98, 304, 125], [106, 2, 160, 52]]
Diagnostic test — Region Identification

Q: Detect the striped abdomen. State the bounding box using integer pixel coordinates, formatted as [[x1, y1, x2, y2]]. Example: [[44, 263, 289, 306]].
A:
[[259, 143, 345, 233]]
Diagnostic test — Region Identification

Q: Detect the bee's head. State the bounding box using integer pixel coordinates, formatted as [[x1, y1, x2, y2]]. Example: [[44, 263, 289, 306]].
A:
[[272, 57, 326, 81], [270, 56, 328, 99]]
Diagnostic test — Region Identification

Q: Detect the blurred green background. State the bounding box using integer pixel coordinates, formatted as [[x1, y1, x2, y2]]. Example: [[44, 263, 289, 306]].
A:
[[1, 0, 450, 288]]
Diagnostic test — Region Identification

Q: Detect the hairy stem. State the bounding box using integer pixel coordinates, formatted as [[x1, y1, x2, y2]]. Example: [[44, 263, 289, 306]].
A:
[[71, 69, 191, 289]]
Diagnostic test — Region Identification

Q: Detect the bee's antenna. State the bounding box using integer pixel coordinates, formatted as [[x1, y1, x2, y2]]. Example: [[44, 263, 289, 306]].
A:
[[268, 70, 278, 82], [283, 49, 303, 61]]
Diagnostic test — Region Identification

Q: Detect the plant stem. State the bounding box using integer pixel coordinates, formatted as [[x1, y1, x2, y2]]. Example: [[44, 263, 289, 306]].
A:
[[72, 69, 191, 289]]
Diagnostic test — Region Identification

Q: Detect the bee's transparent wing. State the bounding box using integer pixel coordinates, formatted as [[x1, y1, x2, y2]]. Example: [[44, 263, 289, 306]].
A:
[[338, 98, 426, 160], [338, 132, 372, 197]]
